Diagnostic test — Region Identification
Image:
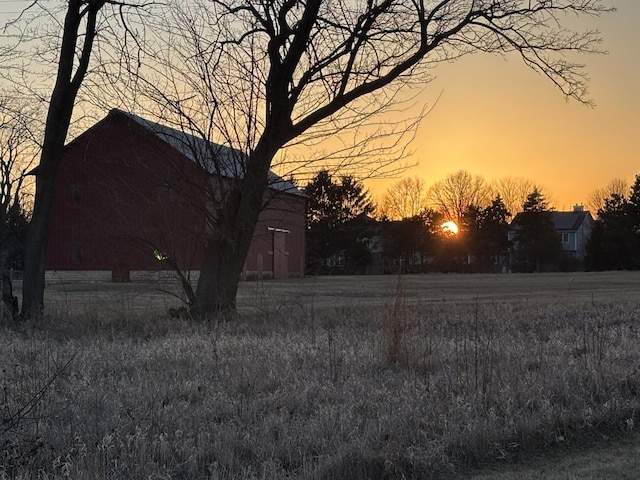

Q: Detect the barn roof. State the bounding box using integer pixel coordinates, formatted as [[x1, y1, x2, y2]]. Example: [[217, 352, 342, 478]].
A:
[[112, 109, 304, 197]]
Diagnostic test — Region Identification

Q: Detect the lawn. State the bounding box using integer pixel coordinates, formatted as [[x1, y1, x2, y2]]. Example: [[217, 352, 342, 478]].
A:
[[2, 271, 640, 479]]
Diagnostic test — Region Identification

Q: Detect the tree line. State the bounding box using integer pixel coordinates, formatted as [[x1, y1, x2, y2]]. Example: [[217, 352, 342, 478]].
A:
[[305, 170, 640, 275], [305, 169, 567, 274], [585, 174, 640, 270]]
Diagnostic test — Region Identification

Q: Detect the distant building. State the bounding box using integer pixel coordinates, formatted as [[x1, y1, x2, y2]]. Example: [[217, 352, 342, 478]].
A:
[[549, 206, 594, 261], [508, 205, 594, 270], [45, 109, 306, 282]]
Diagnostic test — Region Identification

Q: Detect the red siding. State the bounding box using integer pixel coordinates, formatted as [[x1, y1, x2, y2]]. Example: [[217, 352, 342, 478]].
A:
[[244, 195, 306, 279], [45, 111, 305, 280]]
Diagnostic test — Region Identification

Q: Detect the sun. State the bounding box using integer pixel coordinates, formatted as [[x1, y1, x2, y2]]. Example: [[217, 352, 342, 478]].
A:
[[441, 221, 459, 235]]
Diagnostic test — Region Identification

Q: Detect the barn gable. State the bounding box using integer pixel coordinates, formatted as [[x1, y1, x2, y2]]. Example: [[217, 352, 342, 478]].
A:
[[121, 110, 303, 197]]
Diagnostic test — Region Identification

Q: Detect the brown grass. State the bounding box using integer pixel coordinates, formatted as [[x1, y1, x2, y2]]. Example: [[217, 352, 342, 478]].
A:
[[2, 272, 640, 479]]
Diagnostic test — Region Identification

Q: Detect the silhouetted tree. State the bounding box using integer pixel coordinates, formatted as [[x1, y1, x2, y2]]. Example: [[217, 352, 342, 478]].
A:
[[304, 170, 375, 274], [626, 174, 640, 257], [585, 175, 640, 270], [477, 196, 511, 272], [586, 178, 629, 216], [381, 210, 443, 273], [0, 99, 39, 320], [457, 198, 510, 272], [110, 0, 611, 316], [429, 170, 492, 223], [511, 189, 562, 272], [379, 177, 429, 220], [1, 1, 148, 319], [0, 101, 36, 272], [490, 176, 536, 220], [458, 205, 482, 270]]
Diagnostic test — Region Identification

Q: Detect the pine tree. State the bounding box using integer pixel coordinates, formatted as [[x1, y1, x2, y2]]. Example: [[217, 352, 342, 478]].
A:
[[304, 170, 375, 274], [477, 196, 511, 272], [512, 189, 562, 272]]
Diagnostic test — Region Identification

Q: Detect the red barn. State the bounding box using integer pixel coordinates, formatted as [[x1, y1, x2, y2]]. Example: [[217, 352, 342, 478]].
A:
[[45, 109, 306, 282]]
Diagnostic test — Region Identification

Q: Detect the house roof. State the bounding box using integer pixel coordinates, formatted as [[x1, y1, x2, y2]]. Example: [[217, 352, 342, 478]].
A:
[[110, 109, 304, 197], [510, 210, 593, 232], [551, 211, 592, 231]]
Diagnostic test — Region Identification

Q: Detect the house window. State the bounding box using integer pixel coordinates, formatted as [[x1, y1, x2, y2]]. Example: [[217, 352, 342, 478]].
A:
[[559, 233, 570, 244]]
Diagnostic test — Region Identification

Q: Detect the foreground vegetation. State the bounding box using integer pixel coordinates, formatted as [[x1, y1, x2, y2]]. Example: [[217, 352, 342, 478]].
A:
[[2, 273, 640, 479]]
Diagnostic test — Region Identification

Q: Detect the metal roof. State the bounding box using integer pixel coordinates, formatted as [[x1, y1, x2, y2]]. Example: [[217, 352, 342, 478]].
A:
[[510, 211, 593, 231], [117, 110, 304, 197], [551, 211, 590, 231]]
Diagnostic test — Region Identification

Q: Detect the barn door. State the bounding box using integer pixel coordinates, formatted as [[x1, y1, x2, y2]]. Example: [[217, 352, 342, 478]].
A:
[[269, 227, 289, 279]]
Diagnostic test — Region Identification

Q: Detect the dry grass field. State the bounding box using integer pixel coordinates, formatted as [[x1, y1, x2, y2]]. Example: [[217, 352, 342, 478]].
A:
[[38, 270, 640, 314], [2, 271, 640, 479]]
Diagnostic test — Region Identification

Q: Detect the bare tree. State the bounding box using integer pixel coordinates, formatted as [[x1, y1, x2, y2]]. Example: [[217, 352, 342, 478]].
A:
[[378, 176, 430, 220], [114, 0, 609, 318], [11, 0, 608, 317], [490, 176, 536, 219], [1, 1, 150, 318], [586, 178, 629, 215], [0, 99, 38, 260], [428, 170, 492, 222], [0, 99, 39, 321]]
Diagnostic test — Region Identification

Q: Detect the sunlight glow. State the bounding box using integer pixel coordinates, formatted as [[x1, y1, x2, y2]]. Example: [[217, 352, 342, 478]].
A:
[[441, 221, 459, 235]]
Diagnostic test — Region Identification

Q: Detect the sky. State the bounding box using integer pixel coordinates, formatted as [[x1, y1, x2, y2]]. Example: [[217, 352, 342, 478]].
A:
[[0, 1, 635, 212], [367, 1, 639, 211]]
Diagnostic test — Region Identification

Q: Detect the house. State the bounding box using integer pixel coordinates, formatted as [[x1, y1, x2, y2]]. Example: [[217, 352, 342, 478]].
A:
[[550, 206, 594, 261], [508, 205, 594, 270], [45, 109, 306, 282]]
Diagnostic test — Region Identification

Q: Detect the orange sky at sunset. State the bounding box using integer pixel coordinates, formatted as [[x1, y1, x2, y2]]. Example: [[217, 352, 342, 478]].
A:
[[367, 2, 639, 211], [0, 1, 634, 213]]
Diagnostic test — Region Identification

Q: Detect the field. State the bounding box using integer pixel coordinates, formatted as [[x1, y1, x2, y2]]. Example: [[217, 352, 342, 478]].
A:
[[39, 270, 640, 314], [2, 271, 640, 479]]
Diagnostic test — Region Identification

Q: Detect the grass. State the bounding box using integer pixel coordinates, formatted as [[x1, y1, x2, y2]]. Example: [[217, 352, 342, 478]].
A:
[[1, 272, 640, 479]]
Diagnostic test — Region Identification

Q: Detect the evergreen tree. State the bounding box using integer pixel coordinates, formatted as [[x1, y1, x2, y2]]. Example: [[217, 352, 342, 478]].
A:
[[381, 210, 443, 273], [625, 174, 640, 267], [0, 203, 29, 271], [512, 189, 562, 272], [586, 190, 638, 270], [304, 170, 375, 274], [459, 205, 482, 271], [477, 196, 511, 272]]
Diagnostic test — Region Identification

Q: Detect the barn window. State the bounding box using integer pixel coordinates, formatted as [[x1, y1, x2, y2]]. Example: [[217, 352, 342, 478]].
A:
[[72, 246, 84, 265], [72, 185, 83, 202], [157, 183, 175, 203]]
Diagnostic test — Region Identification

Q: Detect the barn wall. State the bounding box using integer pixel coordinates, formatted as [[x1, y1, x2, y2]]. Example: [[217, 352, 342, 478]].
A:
[[45, 111, 306, 280], [243, 193, 306, 279], [46, 112, 208, 275]]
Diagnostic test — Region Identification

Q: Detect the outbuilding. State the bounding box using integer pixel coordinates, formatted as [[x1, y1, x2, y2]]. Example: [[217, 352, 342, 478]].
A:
[[45, 109, 306, 282]]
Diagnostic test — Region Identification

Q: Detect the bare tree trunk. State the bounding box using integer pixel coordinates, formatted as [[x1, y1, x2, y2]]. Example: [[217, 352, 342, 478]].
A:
[[191, 230, 249, 318], [21, 1, 104, 319], [191, 199, 261, 318], [191, 150, 271, 318], [22, 137, 67, 317]]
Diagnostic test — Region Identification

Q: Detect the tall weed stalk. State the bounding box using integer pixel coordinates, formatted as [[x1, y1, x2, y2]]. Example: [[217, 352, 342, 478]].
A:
[[382, 274, 408, 365]]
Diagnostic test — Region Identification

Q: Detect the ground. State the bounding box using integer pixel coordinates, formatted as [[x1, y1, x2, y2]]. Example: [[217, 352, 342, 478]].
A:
[[3, 271, 639, 479], [38, 270, 640, 314]]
